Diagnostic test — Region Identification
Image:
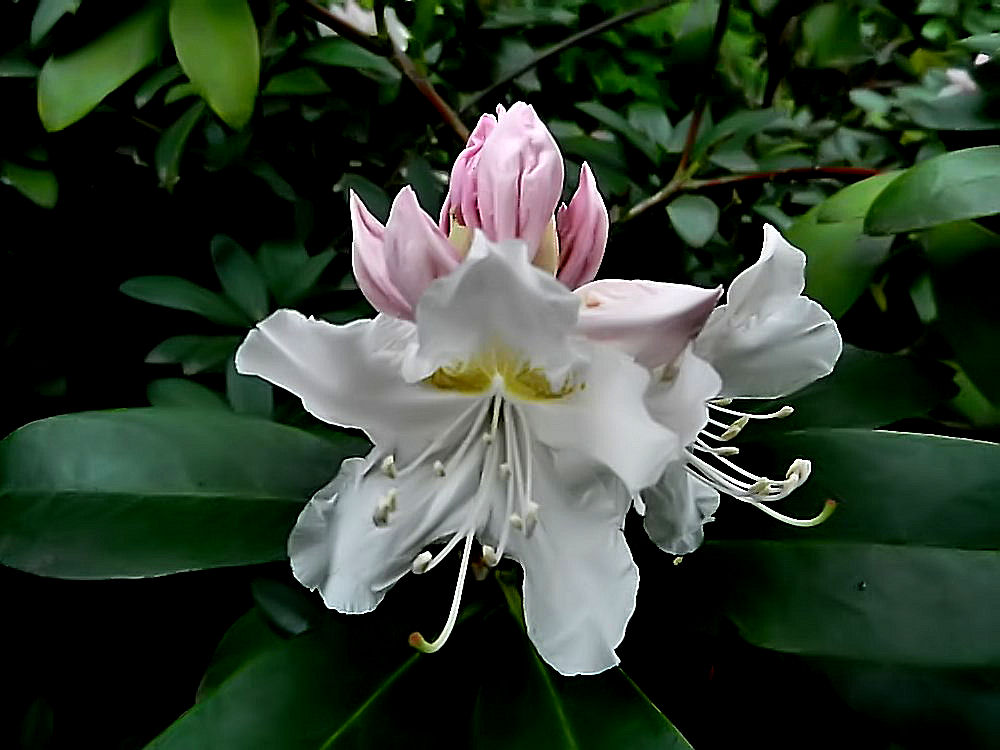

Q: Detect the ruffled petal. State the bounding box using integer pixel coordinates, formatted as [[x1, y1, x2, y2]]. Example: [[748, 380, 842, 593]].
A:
[[350, 191, 413, 320], [694, 225, 842, 397], [383, 186, 460, 309], [290, 437, 486, 613], [641, 463, 720, 556], [645, 346, 721, 448], [499, 448, 638, 675], [520, 341, 677, 493], [575, 279, 722, 369], [556, 162, 609, 289], [475, 102, 564, 253], [414, 233, 582, 383], [236, 311, 474, 452]]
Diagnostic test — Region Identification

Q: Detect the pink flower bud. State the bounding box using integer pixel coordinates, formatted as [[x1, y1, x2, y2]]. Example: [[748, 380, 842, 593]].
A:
[[555, 163, 609, 289], [440, 102, 563, 257], [351, 188, 458, 320]]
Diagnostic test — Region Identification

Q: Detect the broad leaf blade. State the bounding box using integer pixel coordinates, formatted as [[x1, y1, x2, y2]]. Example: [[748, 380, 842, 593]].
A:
[[38, 2, 168, 131], [211, 235, 269, 321], [169, 0, 260, 129], [154, 100, 206, 191], [121, 275, 250, 327], [0, 409, 366, 578]]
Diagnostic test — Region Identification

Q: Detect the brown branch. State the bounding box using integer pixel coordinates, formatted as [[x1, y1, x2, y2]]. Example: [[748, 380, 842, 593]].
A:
[[625, 166, 880, 221], [461, 0, 675, 114], [296, 0, 470, 142]]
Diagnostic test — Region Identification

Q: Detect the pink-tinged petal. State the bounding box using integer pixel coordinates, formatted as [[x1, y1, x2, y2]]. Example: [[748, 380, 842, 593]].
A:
[[350, 191, 413, 320], [556, 163, 609, 289], [576, 280, 722, 369], [439, 113, 498, 233], [475, 102, 564, 253], [383, 186, 460, 311]]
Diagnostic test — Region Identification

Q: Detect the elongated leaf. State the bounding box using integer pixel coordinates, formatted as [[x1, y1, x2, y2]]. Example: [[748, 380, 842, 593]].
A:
[[169, 0, 260, 129], [708, 540, 1000, 667], [276, 250, 336, 306], [121, 275, 250, 327], [197, 609, 284, 701], [576, 101, 660, 164], [154, 100, 205, 190], [147, 378, 229, 410], [627, 102, 672, 150], [263, 68, 331, 96], [145, 334, 240, 374], [667, 194, 718, 248], [38, 3, 168, 131], [922, 221, 1000, 404], [301, 38, 401, 83], [30, 0, 82, 46], [226, 356, 273, 418], [211, 235, 269, 321], [0, 409, 366, 578], [135, 64, 183, 108], [865, 147, 1000, 234], [1, 162, 58, 208]]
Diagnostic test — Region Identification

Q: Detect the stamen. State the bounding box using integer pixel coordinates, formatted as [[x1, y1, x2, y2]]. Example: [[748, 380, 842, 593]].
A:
[[509, 514, 524, 530], [499, 462, 511, 479], [411, 551, 432, 574], [396, 399, 490, 478], [719, 416, 749, 441], [481, 544, 499, 567], [709, 397, 734, 406], [409, 531, 475, 654], [433, 460, 446, 476], [523, 501, 539, 538], [372, 488, 398, 527], [747, 498, 837, 527], [709, 402, 794, 420], [381, 455, 397, 478]]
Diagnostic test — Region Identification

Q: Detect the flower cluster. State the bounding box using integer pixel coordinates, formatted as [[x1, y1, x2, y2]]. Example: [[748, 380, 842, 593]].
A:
[[236, 102, 841, 676]]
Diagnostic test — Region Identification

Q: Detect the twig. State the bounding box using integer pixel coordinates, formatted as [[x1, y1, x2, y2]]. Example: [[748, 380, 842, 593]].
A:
[[296, 0, 470, 141], [626, 166, 880, 221], [461, 0, 675, 114]]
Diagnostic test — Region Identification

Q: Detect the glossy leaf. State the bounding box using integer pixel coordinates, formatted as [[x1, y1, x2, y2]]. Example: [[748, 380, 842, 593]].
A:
[[147, 378, 229, 410], [145, 334, 240, 374], [196, 609, 284, 701], [708, 540, 1000, 667], [38, 2, 168, 131], [211, 235, 269, 321], [576, 101, 660, 164], [1, 162, 58, 208], [135, 64, 183, 108], [865, 147, 1000, 235], [667, 194, 719, 248], [226, 356, 273, 418], [30, 0, 81, 46], [0, 409, 365, 578], [274, 249, 336, 306], [121, 275, 250, 327], [154, 100, 206, 191], [263, 68, 331, 96], [922, 220, 1000, 404], [301, 37, 401, 83], [169, 0, 260, 129], [626, 102, 672, 150]]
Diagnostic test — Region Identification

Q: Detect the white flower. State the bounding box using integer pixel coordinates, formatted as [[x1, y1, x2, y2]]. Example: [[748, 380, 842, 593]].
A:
[[321, 0, 410, 52], [236, 232, 701, 675], [578, 225, 842, 555], [939, 68, 978, 97]]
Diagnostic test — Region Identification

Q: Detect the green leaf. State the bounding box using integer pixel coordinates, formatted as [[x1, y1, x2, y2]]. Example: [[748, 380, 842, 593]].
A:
[[147, 378, 229, 410], [154, 100, 205, 191], [336, 173, 390, 222], [708, 540, 1000, 667], [145, 334, 240, 374], [626, 102, 672, 150], [30, 0, 82, 46], [575, 101, 660, 164], [865, 147, 1000, 235], [263, 68, 331, 96], [746, 345, 955, 434], [801, 1, 869, 68], [666, 194, 719, 248], [955, 33, 1000, 55], [251, 578, 324, 637], [247, 161, 296, 202], [1, 162, 58, 208], [211, 235, 269, 321], [37, 2, 168, 131], [922, 220, 1000, 404], [257, 240, 309, 292], [197, 609, 285, 701], [163, 81, 197, 105], [301, 38, 401, 84], [226, 356, 273, 418], [169, 0, 260, 129], [275, 249, 336, 306], [134, 64, 183, 108], [0, 52, 40, 78], [0, 409, 364, 577], [121, 275, 250, 327], [785, 174, 898, 317]]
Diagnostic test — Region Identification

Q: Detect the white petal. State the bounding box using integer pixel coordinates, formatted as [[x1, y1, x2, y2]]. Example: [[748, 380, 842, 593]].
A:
[[290, 437, 487, 613], [694, 225, 842, 397], [520, 342, 677, 494], [498, 448, 638, 675], [413, 233, 582, 384], [642, 463, 720, 555], [645, 346, 721, 448], [236, 310, 474, 452]]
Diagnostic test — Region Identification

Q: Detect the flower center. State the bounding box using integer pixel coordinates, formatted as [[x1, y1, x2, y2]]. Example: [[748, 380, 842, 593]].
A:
[[426, 348, 579, 401]]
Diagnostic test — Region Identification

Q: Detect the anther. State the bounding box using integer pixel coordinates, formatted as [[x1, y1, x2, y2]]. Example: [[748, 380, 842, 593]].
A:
[[523, 501, 539, 537], [710, 398, 733, 406], [673, 556, 684, 566], [381, 455, 397, 478], [481, 545, 499, 567], [509, 513, 524, 530], [720, 416, 749, 441], [786, 458, 811, 484], [499, 462, 512, 479], [411, 551, 432, 574], [373, 506, 390, 527], [433, 460, 446, 477], [383, 488, 398, 512], [775, 405, 795, 418], [482, 432, 495, 445]]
